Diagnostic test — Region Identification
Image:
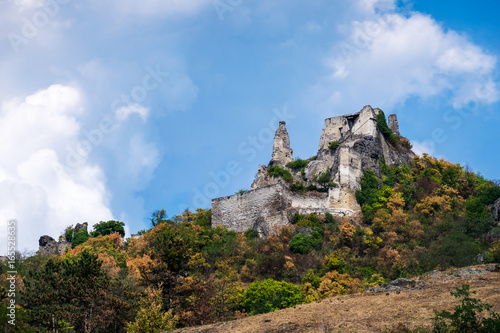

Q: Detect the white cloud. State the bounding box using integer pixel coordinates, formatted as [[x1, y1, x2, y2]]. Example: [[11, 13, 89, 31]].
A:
[[357, 0, 396, 14], [315, 8, 498, 113], [115, 104, 149, 123], [0, 85, 114, 252], [11, 0, 44, 11], [411, 140, 436, 156]]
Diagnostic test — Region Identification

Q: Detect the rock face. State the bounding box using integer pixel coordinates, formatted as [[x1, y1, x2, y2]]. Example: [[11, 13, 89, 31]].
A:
[[74, 222, 88, 233], [38, 235, 71, 256], [213, 105, 415, 236], [251, 165, 279, 190], [492, 197, 500, 221], [271, 121, 293, 166], [388, 114, 400, 136]]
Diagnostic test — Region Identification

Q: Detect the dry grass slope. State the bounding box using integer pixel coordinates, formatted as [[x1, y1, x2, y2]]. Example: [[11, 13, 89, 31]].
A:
[[170, 265, 500, 333]]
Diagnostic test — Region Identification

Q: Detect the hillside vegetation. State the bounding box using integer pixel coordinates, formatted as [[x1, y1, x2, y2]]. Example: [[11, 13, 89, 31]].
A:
[[1, 154, 500, 332]]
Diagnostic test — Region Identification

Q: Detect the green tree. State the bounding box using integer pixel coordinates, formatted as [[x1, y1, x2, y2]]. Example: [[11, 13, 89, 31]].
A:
[[314, 170, 332, 190], [90, 220, 126, 238], [22, 258, 69, 332], [22, 251, 132, 333], [72, 229, 90, 248]]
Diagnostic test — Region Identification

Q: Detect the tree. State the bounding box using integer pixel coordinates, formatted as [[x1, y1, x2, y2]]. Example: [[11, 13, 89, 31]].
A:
[[314, 170, 332, 190], [242, 279, 302, 315], [72, 228, 90, 248], [126, 286, 177, 333], [150, 209, 168, 227], [22, 251, 132, 333], [22, 258, 69, 332], [289, 229, 323, 254], [90, 220, 126, 238], [432, 285, 500, 332]]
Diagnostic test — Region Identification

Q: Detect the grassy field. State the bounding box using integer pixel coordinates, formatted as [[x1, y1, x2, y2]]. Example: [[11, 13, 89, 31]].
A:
[[170, 265, 500, 333]]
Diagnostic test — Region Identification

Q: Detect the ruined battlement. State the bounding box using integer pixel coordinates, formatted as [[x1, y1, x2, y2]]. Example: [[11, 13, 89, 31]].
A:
[[212, 105, 414, 236]]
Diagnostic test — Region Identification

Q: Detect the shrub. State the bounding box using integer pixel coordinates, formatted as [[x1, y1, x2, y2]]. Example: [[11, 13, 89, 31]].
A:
[[63, 225, 75, 242], [301, 269, 321, 289], [268, 165, 293, 182], [242, 279, 303, 315], [71, 229, 89, 248], [286, 158, 310, 169], [376, 110, 400, 146], [325, 212, 336, 225], [289, 182, 306, 193], [328, 141, 339, 150], [355, 169, 379, 206], [432, 285, 500, 332], [314, 170, 332, 189], [325, 213, 339, 232], [289, 229, 323, 254], [290, 212, 305, 224], [244, 228, 260, 239]]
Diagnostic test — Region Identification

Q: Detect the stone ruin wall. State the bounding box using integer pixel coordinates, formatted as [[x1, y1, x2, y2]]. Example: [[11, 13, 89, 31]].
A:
[[212, 182, 358, 236], [212, 183, 290, 236]]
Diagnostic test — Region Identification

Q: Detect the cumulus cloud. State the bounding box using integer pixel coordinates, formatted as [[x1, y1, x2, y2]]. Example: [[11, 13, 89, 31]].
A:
[[314, 6, 498, 113], [0, 85, 113, 252]]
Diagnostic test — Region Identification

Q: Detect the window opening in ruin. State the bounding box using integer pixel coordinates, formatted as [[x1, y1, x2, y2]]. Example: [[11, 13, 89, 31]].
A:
[[339, 127, 343, 137]]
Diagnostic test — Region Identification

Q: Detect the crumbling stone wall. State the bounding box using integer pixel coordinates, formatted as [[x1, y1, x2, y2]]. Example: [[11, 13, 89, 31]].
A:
[[212, 183, 291, 237], [212, 182, 358, 236]]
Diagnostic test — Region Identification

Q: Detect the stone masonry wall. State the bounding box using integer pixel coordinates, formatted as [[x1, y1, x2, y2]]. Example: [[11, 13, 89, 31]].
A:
[[212, 183, 291, 237], [212, 182, 358, 236]]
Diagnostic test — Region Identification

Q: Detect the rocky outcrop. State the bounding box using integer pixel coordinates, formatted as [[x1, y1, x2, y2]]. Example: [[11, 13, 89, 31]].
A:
[[368, 278, 424, 293], [492, 197, 500, 221], [270, 121, 293, 166], [251, 165, 280, 190], [38, 235, 71, 256], [74, 222, 88, 233]]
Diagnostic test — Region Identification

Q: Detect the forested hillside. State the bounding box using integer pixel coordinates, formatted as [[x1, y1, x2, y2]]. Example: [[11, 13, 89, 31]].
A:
[[1, 154, 500, 332]]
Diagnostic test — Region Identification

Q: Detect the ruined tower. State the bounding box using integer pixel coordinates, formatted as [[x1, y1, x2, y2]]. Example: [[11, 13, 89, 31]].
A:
[[388, 114, 400, 136]]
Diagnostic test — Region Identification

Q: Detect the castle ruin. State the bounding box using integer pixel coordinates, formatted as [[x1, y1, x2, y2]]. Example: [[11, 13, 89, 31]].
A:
[[212, 105, 415, 236]]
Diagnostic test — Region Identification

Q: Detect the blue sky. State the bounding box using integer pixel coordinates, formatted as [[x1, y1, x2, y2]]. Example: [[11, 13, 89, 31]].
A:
[[0, 0, 499, 251]]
